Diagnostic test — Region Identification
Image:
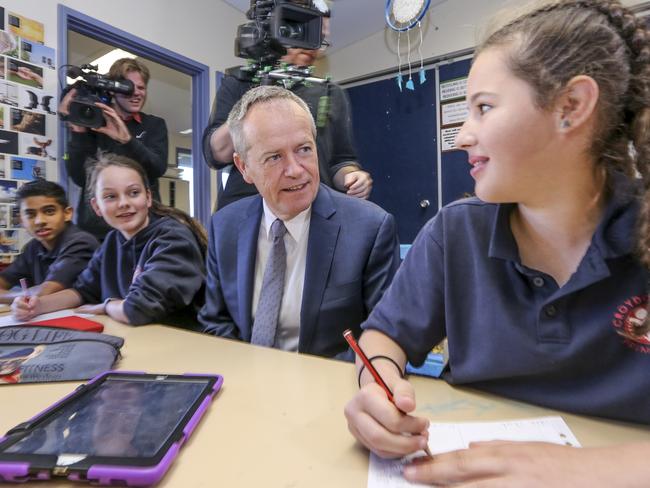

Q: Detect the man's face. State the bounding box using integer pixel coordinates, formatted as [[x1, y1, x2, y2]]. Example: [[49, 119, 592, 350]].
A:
[[114, 71, 147, 116], [234, 99, 320, 221], [20, 196, 72, 251]]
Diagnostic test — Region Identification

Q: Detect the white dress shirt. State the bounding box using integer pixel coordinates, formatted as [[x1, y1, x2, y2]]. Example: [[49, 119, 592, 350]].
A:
[[251, 201, 311, 351]]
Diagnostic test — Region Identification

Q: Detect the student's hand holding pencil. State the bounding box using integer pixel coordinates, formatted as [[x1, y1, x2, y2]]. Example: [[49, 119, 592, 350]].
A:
[[345, 373, 430, 460], [344, 331, 431, 461], [11, 294, 40, 321]]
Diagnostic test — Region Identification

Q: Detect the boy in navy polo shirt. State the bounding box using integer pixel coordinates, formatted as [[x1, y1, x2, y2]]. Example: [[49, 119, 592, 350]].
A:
[[0, 179, 98, 302]]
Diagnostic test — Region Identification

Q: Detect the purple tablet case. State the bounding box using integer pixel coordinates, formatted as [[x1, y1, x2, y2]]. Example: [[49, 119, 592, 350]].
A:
[[0, 371, 224, 486]]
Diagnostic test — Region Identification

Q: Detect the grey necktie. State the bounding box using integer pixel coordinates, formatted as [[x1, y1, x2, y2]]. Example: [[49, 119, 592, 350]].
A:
[[251, 219, 287, 347]]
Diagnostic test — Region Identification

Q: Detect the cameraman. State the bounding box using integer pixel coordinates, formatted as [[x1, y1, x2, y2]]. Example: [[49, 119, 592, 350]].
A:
[[60, 58, 168, 239], [203, 3, 372, 210]]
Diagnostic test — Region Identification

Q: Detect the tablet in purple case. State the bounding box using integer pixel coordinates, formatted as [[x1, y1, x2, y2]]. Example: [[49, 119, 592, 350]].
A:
[[0, 371, 223, 486]]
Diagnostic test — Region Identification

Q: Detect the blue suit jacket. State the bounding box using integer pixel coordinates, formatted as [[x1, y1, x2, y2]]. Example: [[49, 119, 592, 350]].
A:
[[199, 184, 400, 358]]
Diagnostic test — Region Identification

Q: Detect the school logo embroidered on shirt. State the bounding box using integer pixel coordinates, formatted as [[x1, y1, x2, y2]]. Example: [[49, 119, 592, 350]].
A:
[[611, 294, 650, 353]]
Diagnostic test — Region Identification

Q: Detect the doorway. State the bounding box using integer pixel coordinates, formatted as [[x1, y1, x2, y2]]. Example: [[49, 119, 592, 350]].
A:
[[57, 5, 211, 226]]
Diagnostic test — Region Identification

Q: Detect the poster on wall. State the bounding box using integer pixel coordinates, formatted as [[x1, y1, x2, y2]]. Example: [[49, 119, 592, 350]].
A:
[[0, 129, 18, 154], [0, 205, 9, 228], [0, 81, 18, 106], [0, 229, 20, 254], [0, 31, 18, 58], [20, 133, 55, 161], [18, 87, 55, 114], [439, 76, 468, 152], [7, 58, 43, 89], [0, 179, 17, 203], [7, 13, 44, 45], [19, 39, 55, 70], [10, 156, 45, 180], [10, 107, 45, 136], [0, 9, 55, 263]]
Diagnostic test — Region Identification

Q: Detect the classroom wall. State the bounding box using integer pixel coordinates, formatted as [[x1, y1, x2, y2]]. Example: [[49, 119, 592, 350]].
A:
[[1, 0, 244, 76], [1, 0, 249, 209], [323, 0, 647, 82]]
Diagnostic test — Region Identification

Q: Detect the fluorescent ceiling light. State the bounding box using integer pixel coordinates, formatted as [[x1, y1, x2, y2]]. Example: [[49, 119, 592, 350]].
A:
[[67, 48, 137, 84], [179, 128, 192, 135]]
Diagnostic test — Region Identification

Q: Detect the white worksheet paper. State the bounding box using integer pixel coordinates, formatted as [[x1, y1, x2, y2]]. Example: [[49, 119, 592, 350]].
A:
[[368, 416, 580, 488]]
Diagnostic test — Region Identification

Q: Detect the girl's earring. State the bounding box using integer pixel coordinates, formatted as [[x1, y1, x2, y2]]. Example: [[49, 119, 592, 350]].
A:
[[560, 119, 571, 129]]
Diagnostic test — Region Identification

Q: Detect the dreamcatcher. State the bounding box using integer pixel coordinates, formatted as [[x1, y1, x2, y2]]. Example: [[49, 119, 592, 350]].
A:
[[385, 0, 432, 91]]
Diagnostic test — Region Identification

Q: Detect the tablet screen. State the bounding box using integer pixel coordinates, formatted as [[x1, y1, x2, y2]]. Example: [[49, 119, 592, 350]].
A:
[[4, 376, 208, 458]]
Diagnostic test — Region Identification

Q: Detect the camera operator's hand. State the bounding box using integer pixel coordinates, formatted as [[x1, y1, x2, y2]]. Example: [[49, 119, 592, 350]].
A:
[[333, 166, 373, 200], [93, 102, 132, 144], [59, 89, 87, 133]]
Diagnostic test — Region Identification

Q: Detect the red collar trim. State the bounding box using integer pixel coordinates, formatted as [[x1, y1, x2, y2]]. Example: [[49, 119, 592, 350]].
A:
[[123, 113, 143, 124]]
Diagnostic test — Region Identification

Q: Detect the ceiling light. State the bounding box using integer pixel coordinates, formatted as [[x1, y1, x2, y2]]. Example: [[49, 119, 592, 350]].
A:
[[179, 129, 192, 135]]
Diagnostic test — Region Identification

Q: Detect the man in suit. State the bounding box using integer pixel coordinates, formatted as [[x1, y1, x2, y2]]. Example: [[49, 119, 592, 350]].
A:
[[199, 85, 399, 359]]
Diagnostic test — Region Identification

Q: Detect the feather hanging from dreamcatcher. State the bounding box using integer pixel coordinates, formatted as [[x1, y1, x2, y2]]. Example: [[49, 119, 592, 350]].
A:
[[385, 0, 432, 91]]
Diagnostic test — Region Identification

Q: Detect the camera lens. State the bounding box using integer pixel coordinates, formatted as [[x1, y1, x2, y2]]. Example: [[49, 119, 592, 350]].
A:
[[80, 106, 95, 120], [279, 22, 305, 41]]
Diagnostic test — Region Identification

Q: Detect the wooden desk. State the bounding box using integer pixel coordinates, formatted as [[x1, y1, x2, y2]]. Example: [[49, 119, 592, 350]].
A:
[[1, 319, 649, 487]]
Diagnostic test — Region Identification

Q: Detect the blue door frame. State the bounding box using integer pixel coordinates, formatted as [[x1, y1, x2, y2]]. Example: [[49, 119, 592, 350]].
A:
[[57, 5, 211, 226]]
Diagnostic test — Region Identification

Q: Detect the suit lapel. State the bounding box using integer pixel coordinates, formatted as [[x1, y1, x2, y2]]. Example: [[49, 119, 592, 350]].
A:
[[237, 198, 263, 341], [300, 186, 339, 352]]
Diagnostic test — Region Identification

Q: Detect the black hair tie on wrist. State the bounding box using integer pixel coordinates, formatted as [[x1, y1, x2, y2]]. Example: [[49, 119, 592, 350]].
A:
[[357, 355, 405, 388]]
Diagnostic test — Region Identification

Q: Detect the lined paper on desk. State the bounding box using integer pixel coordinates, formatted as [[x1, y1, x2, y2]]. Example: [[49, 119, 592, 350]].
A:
[[368, 416, 580, 487]]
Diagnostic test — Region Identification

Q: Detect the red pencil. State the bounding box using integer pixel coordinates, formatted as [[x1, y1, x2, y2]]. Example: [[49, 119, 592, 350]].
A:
[[343, 329, 433, 458]]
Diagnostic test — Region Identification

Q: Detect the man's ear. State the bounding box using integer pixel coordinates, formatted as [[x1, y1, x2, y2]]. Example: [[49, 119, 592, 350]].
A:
[[555, 75, 599, 132], [63, 206, 73, 223], [233, 153, 254, 184], [90, 198, 102, 217]]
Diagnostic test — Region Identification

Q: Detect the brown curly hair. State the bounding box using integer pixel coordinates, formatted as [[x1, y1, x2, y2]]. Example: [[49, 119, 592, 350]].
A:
[[479, 0, 650, 333]]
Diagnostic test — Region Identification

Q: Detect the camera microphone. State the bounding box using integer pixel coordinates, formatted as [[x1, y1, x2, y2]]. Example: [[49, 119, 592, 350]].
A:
[[100, 78, 134, 95], [67, 66, 84, 79]]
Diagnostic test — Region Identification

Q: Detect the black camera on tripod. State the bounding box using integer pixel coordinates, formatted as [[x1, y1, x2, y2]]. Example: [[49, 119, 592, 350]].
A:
[[235, 0, 324, 65], [64, 64, 134, 129]]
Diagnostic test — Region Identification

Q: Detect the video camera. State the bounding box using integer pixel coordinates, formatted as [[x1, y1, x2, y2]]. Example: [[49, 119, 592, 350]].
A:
[[230, 0, 326, 85], [64, 64, 134, 129]]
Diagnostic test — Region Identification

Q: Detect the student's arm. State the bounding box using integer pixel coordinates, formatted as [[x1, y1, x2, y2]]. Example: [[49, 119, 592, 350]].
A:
[[401, 440, 650, 487], [12, 289, 83, 321], [44, 231, 99, 289], [344, 329, 430, 459], [121, 224, 204, 325], [0, 280, 66, 303], [75, 298, 129, 323], [345, 215, 448, 458]]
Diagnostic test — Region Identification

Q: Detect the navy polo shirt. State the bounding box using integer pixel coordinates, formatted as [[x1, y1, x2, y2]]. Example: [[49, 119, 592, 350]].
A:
[[364, 173, 650, 424], [0, 224, 99, 288]]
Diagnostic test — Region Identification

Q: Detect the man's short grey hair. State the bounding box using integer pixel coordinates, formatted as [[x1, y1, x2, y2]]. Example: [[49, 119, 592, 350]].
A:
[[227, 85, 317, 160]]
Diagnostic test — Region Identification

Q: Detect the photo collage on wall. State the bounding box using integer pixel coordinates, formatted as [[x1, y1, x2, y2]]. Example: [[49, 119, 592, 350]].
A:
[[0, 7, 57, 265]]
